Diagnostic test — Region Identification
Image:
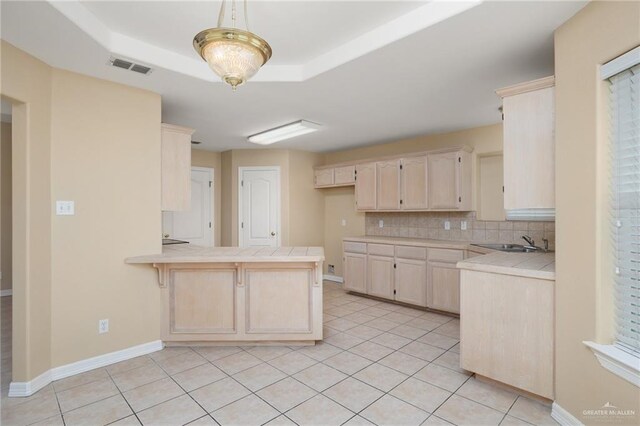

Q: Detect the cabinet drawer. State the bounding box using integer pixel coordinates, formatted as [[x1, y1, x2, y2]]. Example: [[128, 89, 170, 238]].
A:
[[395, 245, 427, 260], [428, 248, 464, 262], [367, 243, 395, 257], [344, 241, 367, 254]]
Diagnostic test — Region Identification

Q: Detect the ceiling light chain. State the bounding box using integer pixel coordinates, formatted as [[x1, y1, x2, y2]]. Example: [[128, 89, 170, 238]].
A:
[[194, 0, 271, 90]]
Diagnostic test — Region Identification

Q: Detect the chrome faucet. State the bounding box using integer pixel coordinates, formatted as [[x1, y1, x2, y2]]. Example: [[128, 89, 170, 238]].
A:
[[522, 235, 535, 247]]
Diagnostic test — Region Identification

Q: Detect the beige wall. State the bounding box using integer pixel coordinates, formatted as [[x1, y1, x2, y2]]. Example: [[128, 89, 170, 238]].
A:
[[49, 69, 162, 367], [191, 149, 222, 246], [1, 41, 53, 382], [1, 121, 12, 291], [322, 123, 503, 276], [289, 150, 325, 247], [554, 0, 640, 421]]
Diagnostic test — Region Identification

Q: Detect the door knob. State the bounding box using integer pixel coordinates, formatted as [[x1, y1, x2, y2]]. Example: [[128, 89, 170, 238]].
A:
[[271, 232, 276, 236], [163, 234, 170, 238]]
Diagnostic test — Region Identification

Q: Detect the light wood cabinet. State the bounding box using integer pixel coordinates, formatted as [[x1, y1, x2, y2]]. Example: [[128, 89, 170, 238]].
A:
[[459, 269, 554, 398], [314, 168, 334, 187], [428, 150, 471, 211], [427, 261, 460, 314], [161, 123, 194, 211], [497, 76, 555, 216], [376, 160, 401, 210], [343, 252, 367, 293], [334, 165, 356, 185], [355, 163, 377, 211], [395, 258, 427, 307], [367, 255, 395, 299], [401, 155, 428, 210]]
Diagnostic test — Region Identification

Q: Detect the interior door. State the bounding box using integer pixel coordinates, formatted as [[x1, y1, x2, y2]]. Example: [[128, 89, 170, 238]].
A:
[[240, 167, 280, 247], [163, 167, 213, 246]]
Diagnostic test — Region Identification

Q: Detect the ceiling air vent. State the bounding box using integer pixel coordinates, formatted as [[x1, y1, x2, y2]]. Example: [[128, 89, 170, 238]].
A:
[[108, 57, 153, 75]]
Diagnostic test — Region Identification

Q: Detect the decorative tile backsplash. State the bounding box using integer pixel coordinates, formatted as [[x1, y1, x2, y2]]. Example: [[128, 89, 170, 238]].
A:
[[365, 212, 555, 249]]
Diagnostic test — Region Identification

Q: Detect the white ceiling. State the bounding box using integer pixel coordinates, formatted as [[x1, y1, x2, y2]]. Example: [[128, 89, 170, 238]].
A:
[[0, 1, 586, 152]]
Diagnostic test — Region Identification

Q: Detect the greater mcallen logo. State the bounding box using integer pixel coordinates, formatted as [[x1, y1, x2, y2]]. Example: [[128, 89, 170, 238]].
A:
[[583, 402, 636, 423]]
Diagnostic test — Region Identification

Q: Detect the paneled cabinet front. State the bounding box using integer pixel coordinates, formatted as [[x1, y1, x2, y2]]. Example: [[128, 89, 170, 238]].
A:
[[401, 155, 428, 210], [376, 160, 401, 210], [314, 168, 334, 187], [343, 252, 367, 293], [355, 163, 377, 210], [367, 255, 395, 299]]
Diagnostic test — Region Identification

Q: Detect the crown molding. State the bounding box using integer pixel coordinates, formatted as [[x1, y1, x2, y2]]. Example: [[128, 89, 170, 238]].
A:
[[48, 0, 483, 83]]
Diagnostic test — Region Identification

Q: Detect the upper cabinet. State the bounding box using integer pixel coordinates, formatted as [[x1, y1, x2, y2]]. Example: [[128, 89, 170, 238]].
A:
[[161, 123, 194, 212], [355, 162, 377, 210], [401, 155, 428, 210], [428, 150, 472, 211], [314, 165, 355, 188], [497, 76, 555, 220], [323, 147, 473, 212], [376, 159, 401, 210]]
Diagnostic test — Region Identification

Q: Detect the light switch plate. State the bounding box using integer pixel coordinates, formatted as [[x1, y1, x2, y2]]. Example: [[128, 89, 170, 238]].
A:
[[56, 201, 75, 216], [341, 219, 347, 227], [444, 221, 451, 230], [379, 220, 384, 228]]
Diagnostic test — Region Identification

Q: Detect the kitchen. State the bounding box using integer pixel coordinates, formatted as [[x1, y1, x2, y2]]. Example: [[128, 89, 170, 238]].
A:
[[1, 1, 639, 426]]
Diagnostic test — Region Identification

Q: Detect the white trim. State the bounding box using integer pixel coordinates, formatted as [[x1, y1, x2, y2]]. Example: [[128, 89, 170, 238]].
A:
[[8, 340, 163, 397], [584, 341, 640, 388], [238, 166, 281, 248], [323, 274, 344, 284], [505, 208, 555, 221], [601, 45, 640, 80], [552, 402, 584, 426], [0, 289, 13, 297]]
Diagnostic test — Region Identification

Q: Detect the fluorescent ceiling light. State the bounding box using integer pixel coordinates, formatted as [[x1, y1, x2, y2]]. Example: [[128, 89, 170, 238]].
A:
[[248, 120, 322, 145]]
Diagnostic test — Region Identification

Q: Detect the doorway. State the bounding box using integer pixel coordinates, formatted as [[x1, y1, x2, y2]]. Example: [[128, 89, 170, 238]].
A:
[[163, 167, 214, 246], [238, 167, 280, 247]]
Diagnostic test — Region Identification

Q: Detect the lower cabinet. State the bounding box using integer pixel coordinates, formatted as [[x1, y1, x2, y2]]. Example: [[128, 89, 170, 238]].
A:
[[395, 258, 427, 307], [343, 241, 463, 313], [343, 252, 367, 293], [427, 261, 461, 314], [367, 255, 395, 299]]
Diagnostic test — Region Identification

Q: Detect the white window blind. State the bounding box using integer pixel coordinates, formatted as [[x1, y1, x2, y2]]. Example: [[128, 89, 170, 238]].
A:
[[610, 62, 640, 355]]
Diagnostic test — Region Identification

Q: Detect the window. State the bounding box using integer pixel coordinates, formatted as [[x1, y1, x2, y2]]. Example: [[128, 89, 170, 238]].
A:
[[586, 47, 640, 388], [610, 62, 640, 355]]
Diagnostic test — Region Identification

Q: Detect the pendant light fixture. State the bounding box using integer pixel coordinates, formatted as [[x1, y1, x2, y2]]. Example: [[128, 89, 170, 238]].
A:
[[193, 0, 272, 90]]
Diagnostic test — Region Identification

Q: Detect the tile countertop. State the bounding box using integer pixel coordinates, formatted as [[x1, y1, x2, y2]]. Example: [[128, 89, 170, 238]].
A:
[[343, 236, 494, 253], [456, 251, 555, 281], [344, 235, 554, 280], [125, 245, 325, 264]]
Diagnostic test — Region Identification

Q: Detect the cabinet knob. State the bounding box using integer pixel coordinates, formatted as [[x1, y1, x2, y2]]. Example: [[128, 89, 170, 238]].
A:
[[271, 232, 276, 236], [163, 234, 170, 238]]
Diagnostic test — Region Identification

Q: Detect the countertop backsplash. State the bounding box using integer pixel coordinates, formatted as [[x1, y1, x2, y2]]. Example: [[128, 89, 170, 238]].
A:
[[365, 212, 555, 249]]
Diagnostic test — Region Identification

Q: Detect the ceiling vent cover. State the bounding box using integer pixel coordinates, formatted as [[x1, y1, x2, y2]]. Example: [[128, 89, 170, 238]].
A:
[[108, 57, 153, 75]]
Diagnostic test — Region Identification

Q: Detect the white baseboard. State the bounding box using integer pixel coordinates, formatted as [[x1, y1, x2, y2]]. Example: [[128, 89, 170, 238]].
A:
[[0, 289, 13, 297], [552, 402, 583, 425], [8, 340, 163, 397], [323, 274, 343, 283]]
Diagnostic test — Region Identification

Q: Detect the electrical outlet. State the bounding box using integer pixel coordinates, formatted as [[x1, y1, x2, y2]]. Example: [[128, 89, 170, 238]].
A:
[[461, 221, 467, 230], [98, 319, 109, 334], [341, 219, 347, 227], [444, 221, 451, 230], [379, 220, 384, 228], [328, 264, 335, 274], [56, 200, 75, 216]]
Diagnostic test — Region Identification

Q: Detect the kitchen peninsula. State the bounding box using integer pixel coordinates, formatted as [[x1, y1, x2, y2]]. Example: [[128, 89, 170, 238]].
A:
[[126, 245, 324, 345]]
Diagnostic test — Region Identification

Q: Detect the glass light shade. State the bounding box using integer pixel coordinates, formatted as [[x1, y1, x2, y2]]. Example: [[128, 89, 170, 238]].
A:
[[194, 28, 272, 90]]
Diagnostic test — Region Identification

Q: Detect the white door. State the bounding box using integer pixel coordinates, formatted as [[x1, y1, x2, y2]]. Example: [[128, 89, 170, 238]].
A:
[[163, 167, 213, 246], [239, 167, 280, 247]]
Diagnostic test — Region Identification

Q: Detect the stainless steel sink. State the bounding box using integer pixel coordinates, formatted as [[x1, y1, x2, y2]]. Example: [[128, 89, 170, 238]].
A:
[[471, 243, 538, 253]]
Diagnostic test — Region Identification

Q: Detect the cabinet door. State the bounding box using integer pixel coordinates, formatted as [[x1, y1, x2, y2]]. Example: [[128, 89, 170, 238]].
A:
[[428, 152, 459, 209], [334, 165, 356, 185], [377, 160, 401, 210], [503, 87, 555, 210], [427, 261, 460, 313], [401, 156, 428, 210], [395, 258, 427, 307], [355, 163, 377, 210], [343, 253, 367, 294], [367, 255, 394, 299], [161, 124, 194, 211], [314, 168, 334, 187]]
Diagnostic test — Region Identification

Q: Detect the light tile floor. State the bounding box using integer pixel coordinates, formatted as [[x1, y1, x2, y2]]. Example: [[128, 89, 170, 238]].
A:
[[0, 283, 559, 425]]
